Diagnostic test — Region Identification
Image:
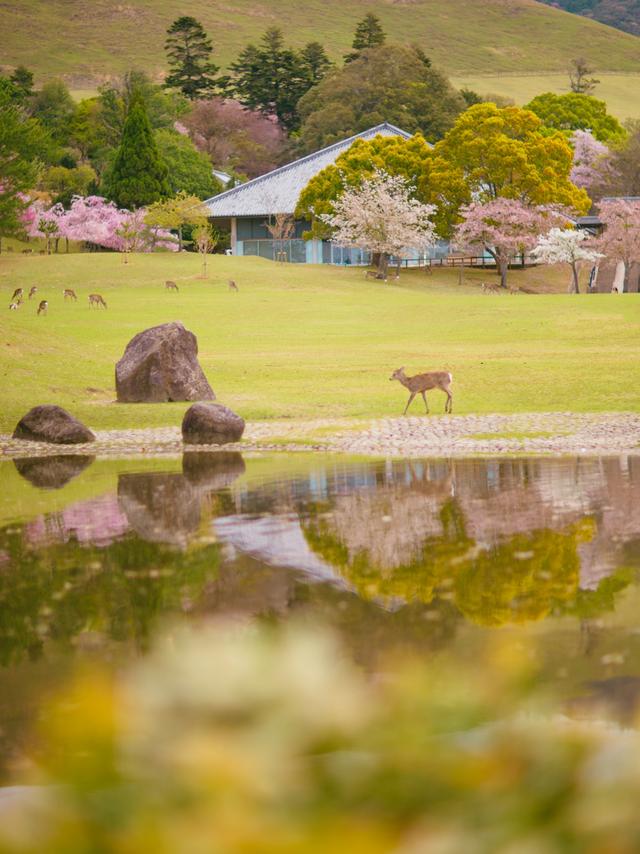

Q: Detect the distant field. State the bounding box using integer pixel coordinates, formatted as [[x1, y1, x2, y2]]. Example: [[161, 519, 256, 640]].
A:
[[452, 73, 640, 121], [1, 253, 639, 434], [2, 0, 640, 87]]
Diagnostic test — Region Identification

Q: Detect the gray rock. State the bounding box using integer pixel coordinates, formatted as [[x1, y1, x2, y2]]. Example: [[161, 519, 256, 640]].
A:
[[12, 405, 95, 444], [182, 403, 245, 445], [115, 322, 215, 403]]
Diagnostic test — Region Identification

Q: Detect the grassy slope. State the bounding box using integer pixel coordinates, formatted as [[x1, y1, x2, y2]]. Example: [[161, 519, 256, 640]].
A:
[[1, 253, 639, 432], [2, 0, 640, 86]]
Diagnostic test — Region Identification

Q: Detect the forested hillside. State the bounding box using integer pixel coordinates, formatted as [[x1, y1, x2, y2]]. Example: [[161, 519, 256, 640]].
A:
[[540, 0, 640, 36]]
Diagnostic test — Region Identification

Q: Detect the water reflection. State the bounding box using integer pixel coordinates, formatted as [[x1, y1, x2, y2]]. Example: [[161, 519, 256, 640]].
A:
[[13, 455, 95, 489]]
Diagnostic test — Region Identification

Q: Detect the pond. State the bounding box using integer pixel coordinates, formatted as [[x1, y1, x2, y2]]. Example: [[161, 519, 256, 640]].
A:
[[1, 451, 640, 779]]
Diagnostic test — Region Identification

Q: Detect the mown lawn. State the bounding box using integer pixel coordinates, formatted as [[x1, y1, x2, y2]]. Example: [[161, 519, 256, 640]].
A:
[[0, 252, 639, 433]]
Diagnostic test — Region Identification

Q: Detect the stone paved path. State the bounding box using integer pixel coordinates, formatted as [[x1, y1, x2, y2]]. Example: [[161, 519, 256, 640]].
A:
[[1, 413, 639, 459]]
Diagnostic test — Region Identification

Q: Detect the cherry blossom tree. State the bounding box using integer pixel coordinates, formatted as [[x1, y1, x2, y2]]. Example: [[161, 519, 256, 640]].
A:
[[594, 198, 640, 290], [320, 170, 437, 278], [454, 199, 560, 288], [531, 227, 602, 294], [570, 130, 617, 201]]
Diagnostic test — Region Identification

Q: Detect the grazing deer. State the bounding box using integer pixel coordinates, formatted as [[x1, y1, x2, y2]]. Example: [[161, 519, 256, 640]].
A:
[[28, 286, 37, 299], [9, 301, 20, 310], [481, 282, 500, 294], [88, 293, 107, 309], [165, 280, 179, 292], [11, 287, 23, 302], [37, 299, 48, 316], [508, 286, 520, 295], [228, 279, 238, 291], [390, 367, 453, 415], [21, 249, 33, 255], [38, 249, 46, 256], [63, 288, 77, 301]]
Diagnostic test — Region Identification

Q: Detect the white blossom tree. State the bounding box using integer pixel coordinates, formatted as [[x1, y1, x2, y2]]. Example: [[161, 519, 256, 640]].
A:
[[320, 170, 437, 278], [531, 227, 602, 294]]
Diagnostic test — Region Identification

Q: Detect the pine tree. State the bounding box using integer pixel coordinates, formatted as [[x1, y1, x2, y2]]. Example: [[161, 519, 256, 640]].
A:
[[299, 42, 333, 85], [105, 95, 171, 209], [9, 66, 34, 102], [164, 16, 221, 100], [344, 13, 386, 62]]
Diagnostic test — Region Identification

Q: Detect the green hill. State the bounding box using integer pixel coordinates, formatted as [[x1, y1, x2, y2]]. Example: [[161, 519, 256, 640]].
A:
[[3, 0, 640, 88]]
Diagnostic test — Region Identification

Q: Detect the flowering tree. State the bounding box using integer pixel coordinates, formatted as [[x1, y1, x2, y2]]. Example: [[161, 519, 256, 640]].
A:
[[454, 199, 560, 288], [531, 228, 602, 294], [570, 130, 617, 201], [594, 198, 640, 291], [320, 171, 437, 278]]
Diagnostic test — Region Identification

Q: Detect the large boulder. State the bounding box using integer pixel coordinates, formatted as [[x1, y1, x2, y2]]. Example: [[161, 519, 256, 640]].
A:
[[12, 405, 95, 444], [115, 322, 215, 403], [182, 403, 245, 445]]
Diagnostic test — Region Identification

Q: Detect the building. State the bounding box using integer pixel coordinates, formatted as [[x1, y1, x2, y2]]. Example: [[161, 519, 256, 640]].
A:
[[576, 197, 640, 293], [203, 122, 444, 265]]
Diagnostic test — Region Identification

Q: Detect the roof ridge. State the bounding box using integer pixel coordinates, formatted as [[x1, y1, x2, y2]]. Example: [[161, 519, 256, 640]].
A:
[[203, 122, 414, 207]]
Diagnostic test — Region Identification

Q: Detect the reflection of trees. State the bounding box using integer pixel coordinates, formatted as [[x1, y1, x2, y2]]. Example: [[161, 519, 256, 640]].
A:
[[0, 527, 220, 666]]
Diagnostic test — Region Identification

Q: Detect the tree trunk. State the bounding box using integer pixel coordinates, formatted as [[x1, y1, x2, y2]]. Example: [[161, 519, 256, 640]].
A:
[[377, 253, 389, 280], [498, 257, 508, 288], [178, 226, 183, 252], [54, 237, 60, 254], [569, 262, 580, 294], [65, 237, 69, 253]]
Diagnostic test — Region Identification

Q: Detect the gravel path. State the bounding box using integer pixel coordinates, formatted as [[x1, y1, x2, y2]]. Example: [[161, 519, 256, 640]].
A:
[[1, 413, 639, 460]]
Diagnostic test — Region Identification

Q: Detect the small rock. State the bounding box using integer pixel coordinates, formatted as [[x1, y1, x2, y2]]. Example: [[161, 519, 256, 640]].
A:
[[182, 402, 245, 445], [12, 405, 95, 444]]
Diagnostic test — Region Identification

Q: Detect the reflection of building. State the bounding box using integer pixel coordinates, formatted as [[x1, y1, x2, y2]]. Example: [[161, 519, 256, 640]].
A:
[[204, 123, 447, 265]]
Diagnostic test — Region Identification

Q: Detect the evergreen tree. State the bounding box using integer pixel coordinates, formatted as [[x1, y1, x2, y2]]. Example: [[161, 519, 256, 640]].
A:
[[9, 66, 34, 102], [230, 28, 311, 132], [344, 13, 386, 62], [104, 95, 171, 209], [164, 16, 221, 100], [299, 42, 333, 85]]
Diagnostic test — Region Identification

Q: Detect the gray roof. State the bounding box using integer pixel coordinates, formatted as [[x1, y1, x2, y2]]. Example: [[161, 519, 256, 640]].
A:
[[204, 122, 416, 218]]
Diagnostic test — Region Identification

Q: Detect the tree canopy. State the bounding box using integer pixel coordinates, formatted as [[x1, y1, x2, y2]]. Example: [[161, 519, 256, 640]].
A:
[[524, 92, 625, 142], [296, 45, 465, 153], [154, 129, 220, 199], [344, 13, 386, 62], [164, 16, 222, 100]]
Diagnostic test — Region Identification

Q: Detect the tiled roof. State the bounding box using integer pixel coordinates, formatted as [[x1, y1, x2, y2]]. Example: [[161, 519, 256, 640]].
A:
[[204, 122, 415, 218]]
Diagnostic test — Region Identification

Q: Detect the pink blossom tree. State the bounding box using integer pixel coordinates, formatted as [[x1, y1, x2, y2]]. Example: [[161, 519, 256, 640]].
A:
[[570, 130, 618, 201], [26, 201, 67, 253], [531, 227, 602, 293], [320, 171, 437, 278], [454, 199, 560, 288], [594, 198, 640, 290]]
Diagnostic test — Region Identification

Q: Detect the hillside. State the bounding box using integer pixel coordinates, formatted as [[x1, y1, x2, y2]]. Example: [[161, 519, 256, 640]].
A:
[[540, 1, 640, 36], [2, 0, 640, 88]]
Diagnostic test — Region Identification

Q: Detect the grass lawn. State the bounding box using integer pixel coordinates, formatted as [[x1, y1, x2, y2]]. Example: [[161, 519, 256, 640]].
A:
[[1, 252, 639, 433]]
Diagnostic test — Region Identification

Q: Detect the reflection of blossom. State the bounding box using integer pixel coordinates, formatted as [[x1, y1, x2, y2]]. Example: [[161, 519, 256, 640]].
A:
[[26, 495, 129, 548]]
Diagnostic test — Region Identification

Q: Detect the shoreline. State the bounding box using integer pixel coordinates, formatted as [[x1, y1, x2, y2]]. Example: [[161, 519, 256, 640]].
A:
[[2, 413, 640, 460]]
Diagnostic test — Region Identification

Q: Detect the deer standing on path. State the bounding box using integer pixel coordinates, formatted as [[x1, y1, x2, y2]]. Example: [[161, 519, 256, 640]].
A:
[[165, 280, 179, 291], [88, 293, 107, 308], [228, 279, 238, 291], [390, 367, 453, 415], [37, 299, 48, 316], [28, 286, 37, 299], [11, 287, 23, 302], [63, 288, 77, 301]]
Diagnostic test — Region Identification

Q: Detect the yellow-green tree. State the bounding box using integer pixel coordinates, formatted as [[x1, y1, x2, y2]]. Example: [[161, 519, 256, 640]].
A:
[[145, 192, 209, 250], [430, 103, 591, 235]]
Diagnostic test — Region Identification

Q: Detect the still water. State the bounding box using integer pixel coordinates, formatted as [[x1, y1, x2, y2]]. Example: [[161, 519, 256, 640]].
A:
[[2, 451, 640, 776]]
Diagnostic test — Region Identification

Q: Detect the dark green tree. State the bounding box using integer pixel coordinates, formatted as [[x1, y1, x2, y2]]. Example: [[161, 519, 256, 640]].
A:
[[154, 129, 220, 198], [230, 28, 312, 132], [9, 66, 34, 102], [299, 42, 333, 85], [103, 95, 171, 208], [31, 79, 75, 144], [164, 16, 221, 100], [344, 13, 386, 62]]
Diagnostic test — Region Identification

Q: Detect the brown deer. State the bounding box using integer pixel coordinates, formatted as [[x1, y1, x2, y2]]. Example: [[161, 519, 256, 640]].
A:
[[480, 282, 500, 294], [390, 367, 453, 415], [28, 286, 37, 299], [508, 286, 520, 295], [228, 279, 238, 291], [37, 299, 48, 316], [9, 300, 20, 310], [88, 293, 107, 308], [11, 287, 23, 302], [165, 280, 179, 291], [63, 288, 77, 301]]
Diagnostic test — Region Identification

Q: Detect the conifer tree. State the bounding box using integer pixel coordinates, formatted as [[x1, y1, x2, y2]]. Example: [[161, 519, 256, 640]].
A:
[[164, 16, 221, 100], [104, 95, 171, 209], [344, 13, 386, 62]]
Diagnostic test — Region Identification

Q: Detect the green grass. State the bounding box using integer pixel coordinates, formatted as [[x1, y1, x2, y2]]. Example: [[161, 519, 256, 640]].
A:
[[4, 0, 640, 88], [451, 73, 640, 121], [1, 252, 639, 433]]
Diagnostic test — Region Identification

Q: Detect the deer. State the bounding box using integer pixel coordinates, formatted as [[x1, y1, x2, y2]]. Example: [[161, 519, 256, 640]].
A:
[[508, 286, 520, 295], [9, 300, 20, 310], [165, 280, 179, 291], [11, 287, 23, 302], [88, 293, 107, 309], [390, 367, 453, 415], [28, 286, 38, 300], [37, 299, 48, 316], [63, 288, 77, 301], [480, 282, 500, 294], [228, 279, 238, 291]]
